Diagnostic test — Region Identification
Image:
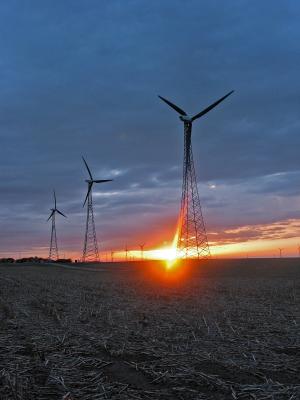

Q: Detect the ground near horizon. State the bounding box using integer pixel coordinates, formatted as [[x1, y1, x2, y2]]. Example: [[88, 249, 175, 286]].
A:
[[0, 259, 299, 399]]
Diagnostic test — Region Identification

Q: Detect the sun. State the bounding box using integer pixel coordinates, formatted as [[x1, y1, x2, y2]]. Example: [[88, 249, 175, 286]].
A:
[[147, 246, 178, 268], [151, 247, 176, 261], [162, 228, 180, 268], [160, 247, 178, 269], [165, 247, 177, 261]]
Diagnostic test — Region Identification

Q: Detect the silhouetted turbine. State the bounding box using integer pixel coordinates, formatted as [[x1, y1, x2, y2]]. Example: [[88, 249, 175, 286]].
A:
[[82, 156, 112, 262], [139, 243, 145, 260], [47, 190, 66, 260], [158, 91, 234, 258]]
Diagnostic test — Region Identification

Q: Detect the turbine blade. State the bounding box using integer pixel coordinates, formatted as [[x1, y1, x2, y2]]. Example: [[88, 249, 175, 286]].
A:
[[56, 209, 67, 218], [83, 184, 92, 207], [53, 190, 56, 209], [158, 95, 187, 116], [93, 179, 113, 183], [191, 90, 234, 122], [47, 211, 54, 221], [82, 156, 93, 180]]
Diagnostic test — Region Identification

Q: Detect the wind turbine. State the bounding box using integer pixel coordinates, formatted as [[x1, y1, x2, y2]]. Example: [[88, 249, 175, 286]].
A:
[[82, 156, 112, 262], [47, 190, 66, 260], [139, 243, 145, 260], [279, 248, 283, 258], [158, 90, 234, 258]]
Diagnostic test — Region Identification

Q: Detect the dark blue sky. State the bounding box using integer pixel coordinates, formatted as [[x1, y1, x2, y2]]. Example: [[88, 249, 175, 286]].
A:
[[1, 1, 300, 257]]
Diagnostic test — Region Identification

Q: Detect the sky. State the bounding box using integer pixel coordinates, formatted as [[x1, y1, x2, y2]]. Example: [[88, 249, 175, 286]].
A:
[[0, 0, 300, 259]]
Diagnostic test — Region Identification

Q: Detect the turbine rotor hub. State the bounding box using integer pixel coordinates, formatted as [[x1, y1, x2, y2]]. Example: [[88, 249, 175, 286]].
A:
[[180, 115, 192, 122]]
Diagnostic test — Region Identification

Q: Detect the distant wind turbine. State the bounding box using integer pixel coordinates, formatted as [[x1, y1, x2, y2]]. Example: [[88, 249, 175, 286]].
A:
[[48, 190, 66, 260], [139, 243, 145, 260], [82, 156, 112, 262]]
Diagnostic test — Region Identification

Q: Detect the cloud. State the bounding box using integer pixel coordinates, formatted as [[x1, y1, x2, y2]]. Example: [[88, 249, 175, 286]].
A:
[[210, 219, 300, 246], [0, 1, 300, 255]]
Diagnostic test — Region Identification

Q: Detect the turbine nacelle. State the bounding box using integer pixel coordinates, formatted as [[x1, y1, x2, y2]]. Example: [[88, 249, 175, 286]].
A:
[[179, 115, 193, 123]]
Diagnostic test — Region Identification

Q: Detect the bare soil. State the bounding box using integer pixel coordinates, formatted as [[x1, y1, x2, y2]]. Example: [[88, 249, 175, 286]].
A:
[[0, 259, 299, 399]]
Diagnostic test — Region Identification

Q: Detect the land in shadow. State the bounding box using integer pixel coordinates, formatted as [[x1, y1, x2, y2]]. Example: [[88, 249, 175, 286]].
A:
[[0, 258, 299, 399]]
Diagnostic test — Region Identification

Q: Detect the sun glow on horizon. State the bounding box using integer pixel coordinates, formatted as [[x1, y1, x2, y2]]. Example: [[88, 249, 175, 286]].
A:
[[163, 219, 181, 268], [9, 218, 300, 261]]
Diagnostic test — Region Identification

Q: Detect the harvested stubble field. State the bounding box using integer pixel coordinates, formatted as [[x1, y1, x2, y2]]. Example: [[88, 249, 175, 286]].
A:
[[0, 259, 299, 400]]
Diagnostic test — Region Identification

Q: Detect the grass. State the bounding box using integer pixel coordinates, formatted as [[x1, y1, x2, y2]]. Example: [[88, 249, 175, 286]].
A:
[[0, 259, 299, 399]]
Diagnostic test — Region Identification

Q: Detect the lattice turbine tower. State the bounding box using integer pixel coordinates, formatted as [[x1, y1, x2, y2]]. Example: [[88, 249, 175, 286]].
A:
[[81, 157, 112, 262], [47, 190, 67, 260], [159, 91, 234, 258]]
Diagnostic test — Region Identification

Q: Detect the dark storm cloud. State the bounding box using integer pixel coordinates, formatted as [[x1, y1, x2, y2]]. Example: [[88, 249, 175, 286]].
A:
[[0, 0, 300, 254]]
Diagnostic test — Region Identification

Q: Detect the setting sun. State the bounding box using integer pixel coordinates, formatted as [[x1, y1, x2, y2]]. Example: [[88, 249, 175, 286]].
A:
[[158, 247, 177, 261]]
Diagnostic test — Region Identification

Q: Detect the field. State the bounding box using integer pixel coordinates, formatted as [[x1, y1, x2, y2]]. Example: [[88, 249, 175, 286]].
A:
[[0, 259, 299, 400]]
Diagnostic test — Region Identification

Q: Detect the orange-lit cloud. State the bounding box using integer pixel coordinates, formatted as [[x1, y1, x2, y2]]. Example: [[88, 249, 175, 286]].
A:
[[208, 218, 300, 258]]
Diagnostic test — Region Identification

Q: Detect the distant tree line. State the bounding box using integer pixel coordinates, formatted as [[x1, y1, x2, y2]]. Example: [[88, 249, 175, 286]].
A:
[[0, 257, 72, 264]]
